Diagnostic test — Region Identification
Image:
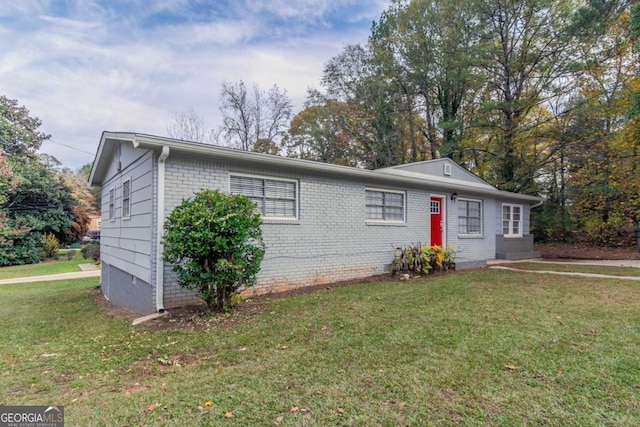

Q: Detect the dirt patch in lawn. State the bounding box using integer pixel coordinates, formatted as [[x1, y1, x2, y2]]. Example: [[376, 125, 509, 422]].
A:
[[536, 243, 640, 260]]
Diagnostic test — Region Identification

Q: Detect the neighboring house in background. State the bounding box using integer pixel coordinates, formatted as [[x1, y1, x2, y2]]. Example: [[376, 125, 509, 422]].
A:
[[89, 132, 542, 314], [87, 214, 101, 231]]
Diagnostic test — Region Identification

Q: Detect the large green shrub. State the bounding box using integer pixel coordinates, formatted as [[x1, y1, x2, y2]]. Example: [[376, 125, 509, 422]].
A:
[[162, 189, 265, 311]]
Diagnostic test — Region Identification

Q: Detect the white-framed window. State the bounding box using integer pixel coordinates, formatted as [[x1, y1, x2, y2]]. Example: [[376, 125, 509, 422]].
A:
[[443, 163, 452, 176], [430, 200, 440, 214], [230, 174, 298, 219], [108, 188, 115, 221], [458, 199, 482, 235], [502, 204, 522, 237], [366, 188, 405, 222], [122, 178, 131, 220]]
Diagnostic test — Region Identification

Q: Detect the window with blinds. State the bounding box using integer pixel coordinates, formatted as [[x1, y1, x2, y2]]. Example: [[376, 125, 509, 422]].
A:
[[458, 199, 482, 235], [365, 189, 405, 222], [230, 175, 297, 219]]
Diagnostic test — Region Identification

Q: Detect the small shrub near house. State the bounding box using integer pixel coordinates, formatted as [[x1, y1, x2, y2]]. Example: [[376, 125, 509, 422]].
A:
[[393, 244, 456, 277], [162, 189, 265, 312], [81, 243, 100, 262]]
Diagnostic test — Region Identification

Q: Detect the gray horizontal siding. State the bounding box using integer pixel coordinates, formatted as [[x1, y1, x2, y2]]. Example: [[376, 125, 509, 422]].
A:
[[100, 151, 154, 283]]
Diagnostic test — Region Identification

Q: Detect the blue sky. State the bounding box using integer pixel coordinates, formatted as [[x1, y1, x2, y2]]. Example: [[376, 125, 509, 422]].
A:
[[0, 0, 387, 168]]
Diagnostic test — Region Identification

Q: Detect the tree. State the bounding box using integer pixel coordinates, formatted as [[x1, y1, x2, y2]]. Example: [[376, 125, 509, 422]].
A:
[[380, 0, 482, 161], [0, 95, 50, 160], [319, 44, 412, 168], [470, 0, 581, 192], [285, 99, 365, 166], [6, 159, 83, 246], [0, 96, 86, 265], [219, 81, 292, 152], [166, 108, 216, 144], [562, 7, 639, 244], [162, 190, 265, 311], [59, 165, 100, 213]]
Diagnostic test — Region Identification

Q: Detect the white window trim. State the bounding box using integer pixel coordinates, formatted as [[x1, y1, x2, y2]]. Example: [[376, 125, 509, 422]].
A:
[[502, 203, 523, 238], [443, 163, 452, 176], [122, 177, 132, 220], [108, 187, 115, 222], [457, 197, 483, 236], [365, 187, 406, 224], [229, 173, 299, 220]]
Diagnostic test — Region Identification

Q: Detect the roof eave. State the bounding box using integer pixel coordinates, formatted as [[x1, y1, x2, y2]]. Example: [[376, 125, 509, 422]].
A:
[[101, 132, 542, 203]]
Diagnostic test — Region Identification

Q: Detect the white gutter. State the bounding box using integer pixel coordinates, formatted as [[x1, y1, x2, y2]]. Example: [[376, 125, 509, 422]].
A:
[[155, 146, 170, 313], [531, 199, 545, 208]]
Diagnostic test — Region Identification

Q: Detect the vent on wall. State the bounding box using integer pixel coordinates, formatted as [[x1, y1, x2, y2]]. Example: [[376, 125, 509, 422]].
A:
[[443, 163, 452, 176]]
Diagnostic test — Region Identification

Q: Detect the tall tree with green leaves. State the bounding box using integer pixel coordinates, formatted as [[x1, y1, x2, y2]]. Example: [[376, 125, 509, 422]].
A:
[[382, 0, 482, 161], [470, 0, 581, 192], [564, 7, 640, 244], [0, 96, 85, 265], [0, 95, 50, 160]]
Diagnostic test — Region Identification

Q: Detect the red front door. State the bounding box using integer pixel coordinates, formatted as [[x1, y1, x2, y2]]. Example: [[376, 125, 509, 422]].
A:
[[430, 197, 443, 246]]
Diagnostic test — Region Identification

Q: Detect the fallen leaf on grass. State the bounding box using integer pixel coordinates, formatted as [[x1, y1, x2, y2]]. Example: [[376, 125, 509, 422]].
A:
[[224, 412, 234, 419], [504, 365, 517, 371], [205, 401, 213, 407], [290, 406, 299, 413], [146, 404, 156, 413], [197, 405, 203, 411], [556, 369, 564, 375], [337, 408, 346, 414], [273, 416, 284, 425]]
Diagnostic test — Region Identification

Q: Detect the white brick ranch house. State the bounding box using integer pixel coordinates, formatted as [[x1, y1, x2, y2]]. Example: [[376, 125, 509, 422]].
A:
[[89, 132, 542, 314]]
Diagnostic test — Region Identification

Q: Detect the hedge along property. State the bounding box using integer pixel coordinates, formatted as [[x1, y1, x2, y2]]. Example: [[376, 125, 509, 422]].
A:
[[89, 132, 542, 314]]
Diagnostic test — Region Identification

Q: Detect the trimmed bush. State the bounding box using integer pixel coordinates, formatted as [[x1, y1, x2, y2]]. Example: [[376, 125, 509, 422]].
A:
[[163, 189, 265, 311]]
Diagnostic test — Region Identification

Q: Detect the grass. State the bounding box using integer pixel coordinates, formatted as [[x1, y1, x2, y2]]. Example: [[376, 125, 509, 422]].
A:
[[494, 262, 640, 277], [0, 251, 90, 279], [1, 270, 640, 426]]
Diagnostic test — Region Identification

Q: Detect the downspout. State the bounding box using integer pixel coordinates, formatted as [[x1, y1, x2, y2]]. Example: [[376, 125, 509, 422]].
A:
[[155, 146, 170, 313]]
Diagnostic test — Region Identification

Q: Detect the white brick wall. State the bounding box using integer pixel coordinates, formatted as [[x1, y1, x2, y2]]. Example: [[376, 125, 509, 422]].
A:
[[158, 154, 495, 305]]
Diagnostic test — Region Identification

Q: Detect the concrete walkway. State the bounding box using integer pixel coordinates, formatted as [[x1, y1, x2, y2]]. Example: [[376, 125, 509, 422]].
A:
[[0, 264, 101, 285], [487, 258, 640, 281]]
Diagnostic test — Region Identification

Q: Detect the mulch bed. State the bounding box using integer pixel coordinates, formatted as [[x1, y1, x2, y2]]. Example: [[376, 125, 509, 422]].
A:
[[536, 243, 640, 260]]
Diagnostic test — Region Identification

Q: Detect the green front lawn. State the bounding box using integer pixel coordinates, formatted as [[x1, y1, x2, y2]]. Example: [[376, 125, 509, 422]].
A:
[[1, 271, 639, 426], [0, 251, 90, 279], [493, 262, 640, 277]]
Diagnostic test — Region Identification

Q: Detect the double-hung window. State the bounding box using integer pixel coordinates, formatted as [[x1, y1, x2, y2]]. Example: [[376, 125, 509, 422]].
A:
[[502, 204, 522, 237], [458, 199, 482, 235], [230, 175, 297, 219], [108, 188, 115, 221], [366, 189, 405, 222], [122, 178, 131, 220]]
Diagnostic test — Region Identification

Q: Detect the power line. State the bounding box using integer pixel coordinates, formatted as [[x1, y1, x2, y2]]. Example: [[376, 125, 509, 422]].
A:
[[45, 139, 96, 156]]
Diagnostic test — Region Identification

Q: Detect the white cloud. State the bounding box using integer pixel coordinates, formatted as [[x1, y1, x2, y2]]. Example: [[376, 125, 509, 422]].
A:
[[0, 0, 386, 168]]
